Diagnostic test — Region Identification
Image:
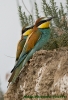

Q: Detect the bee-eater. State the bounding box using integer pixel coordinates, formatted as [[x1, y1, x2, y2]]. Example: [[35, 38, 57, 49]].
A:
[[8, 17, 55, 83], [15, 17, 46, 61], [16, 26, 33, 61], [8, 26, 34, 83]]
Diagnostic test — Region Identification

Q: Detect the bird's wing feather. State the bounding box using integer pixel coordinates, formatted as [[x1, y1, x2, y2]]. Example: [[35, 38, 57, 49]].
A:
[[11, 28, 42, 72], [23, 28, 42, 53], [11, 54, 27, 72], [16, 39, 26, 61]]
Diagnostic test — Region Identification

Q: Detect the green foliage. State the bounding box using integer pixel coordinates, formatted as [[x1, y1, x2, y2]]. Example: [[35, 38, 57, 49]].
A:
[[34, 2, 40, 19], [28, 15, 34, 26], [66, 0, 68, 14], [18, 6, 34, 27], [17, 0, 68, 50], [43, 32, 68, 50], [18, 6, 25, 27]]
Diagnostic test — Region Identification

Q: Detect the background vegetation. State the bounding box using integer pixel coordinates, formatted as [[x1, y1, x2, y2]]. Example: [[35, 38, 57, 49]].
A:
[[17, 0, 68, 50]]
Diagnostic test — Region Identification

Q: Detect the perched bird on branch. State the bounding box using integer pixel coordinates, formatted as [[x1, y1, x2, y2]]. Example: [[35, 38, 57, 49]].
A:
[[8, 16, 55, 83]]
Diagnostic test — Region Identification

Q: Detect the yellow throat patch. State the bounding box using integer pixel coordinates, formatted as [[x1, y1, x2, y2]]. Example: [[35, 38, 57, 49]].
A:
[[23, 29, 32, 36], [38, 21, 50, 28]]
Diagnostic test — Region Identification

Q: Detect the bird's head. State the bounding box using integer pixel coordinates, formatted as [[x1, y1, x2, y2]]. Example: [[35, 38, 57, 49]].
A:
[[21, 25, 34, 36], [23, 16, 55, 36], [38, 21, 50, 28], [23, 28, 33, 36], [32, 17, 46, 31], [23, 17, 46, 36], [36, 16, 55, 28]]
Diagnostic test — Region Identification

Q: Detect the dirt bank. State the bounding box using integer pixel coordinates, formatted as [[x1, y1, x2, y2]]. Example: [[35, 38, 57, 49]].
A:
[[4, 47, 68, 100]]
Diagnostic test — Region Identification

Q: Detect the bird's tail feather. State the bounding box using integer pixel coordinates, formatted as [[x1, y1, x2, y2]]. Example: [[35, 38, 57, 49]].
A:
[[8, 62, 23, 83], [11, 54, 27, 73], [8, 53, 28, 83], [8, 70, 15, 83]]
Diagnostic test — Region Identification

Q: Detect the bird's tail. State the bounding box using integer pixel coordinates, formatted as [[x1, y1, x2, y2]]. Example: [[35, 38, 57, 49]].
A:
[[11, 54, 27, 73], [8, 62, 23, 83], [8, 54, 28, 83]]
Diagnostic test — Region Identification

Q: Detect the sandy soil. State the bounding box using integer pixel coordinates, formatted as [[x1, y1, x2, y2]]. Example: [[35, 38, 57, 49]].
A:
[[4, 47, 68, 100]]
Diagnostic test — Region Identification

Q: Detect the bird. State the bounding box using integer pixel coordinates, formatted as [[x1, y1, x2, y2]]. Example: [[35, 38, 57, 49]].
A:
[[11, 17, 46, 71], [8, 26, 33, 84], [15, 17, 46, 61], [8, 16, 55, 83], [15, 26, 33, 61], [8, 17, 46, 83]]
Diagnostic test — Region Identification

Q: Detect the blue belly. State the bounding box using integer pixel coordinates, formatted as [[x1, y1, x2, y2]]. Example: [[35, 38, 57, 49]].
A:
[[22, 28, 50, 67]]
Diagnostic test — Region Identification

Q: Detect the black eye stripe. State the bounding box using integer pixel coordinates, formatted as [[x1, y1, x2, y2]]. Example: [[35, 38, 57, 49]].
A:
[[22, 26, 34, 34]]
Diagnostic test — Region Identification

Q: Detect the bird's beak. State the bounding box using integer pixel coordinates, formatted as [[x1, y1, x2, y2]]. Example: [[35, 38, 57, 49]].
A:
[[45, 16, 56, 21], [40, 16, 56, 21]]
